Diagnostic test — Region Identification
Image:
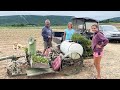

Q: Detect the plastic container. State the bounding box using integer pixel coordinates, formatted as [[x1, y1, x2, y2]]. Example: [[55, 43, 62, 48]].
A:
[[60, 40, 83, 59], [28, 37, 36, 55]]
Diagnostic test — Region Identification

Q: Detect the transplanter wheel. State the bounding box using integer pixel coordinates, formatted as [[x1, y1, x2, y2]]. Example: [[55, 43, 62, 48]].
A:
[[7, 68, 12, 77], [60, 54, 83, 76]]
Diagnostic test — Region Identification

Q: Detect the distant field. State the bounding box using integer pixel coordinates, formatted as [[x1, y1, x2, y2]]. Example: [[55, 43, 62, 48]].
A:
[[0, 26, 67, 30], [0, 22, 119, 56], [0, 23, 120, 30], [0, 24, 120, 79], [0, 28, 64, 57]]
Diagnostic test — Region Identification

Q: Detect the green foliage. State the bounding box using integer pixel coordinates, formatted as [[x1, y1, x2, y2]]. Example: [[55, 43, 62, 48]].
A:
[[71, 33, 92, 58], [32, 55, 49, 64], [23, 47, 28, 53], [71, 33, 91, 46], [11, 24, 26, 27]]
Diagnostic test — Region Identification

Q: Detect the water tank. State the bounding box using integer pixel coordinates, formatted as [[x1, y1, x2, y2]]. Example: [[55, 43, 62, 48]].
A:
[[28, 37, 36, 55], [60, 41, 83, 59]]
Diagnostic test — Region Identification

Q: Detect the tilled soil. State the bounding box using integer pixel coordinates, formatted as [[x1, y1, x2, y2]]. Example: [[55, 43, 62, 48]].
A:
[[0, 29, 120, 79]]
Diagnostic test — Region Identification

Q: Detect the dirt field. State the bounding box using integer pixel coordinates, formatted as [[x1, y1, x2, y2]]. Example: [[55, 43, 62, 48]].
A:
[[0, 27, 120, 79]]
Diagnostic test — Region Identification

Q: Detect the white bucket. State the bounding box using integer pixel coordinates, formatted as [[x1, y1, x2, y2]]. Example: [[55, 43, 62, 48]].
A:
[[60, 41, 83, 59]]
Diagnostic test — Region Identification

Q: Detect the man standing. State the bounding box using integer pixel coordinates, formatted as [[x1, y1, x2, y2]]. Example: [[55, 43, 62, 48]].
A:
[[42, 19, 52, 55]]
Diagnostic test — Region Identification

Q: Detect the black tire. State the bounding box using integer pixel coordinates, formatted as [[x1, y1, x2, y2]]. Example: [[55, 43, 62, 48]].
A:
[[59, 55, 83, 76], [7, 68, 12, 77]]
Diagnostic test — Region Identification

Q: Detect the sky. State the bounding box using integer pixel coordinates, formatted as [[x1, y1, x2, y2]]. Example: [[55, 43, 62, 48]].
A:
[[0, 11, 120, 20]]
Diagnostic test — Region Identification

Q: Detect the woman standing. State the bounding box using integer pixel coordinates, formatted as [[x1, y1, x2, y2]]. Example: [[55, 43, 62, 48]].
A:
[[63, 22, 75, 41], [91, 24, 109, 79]]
